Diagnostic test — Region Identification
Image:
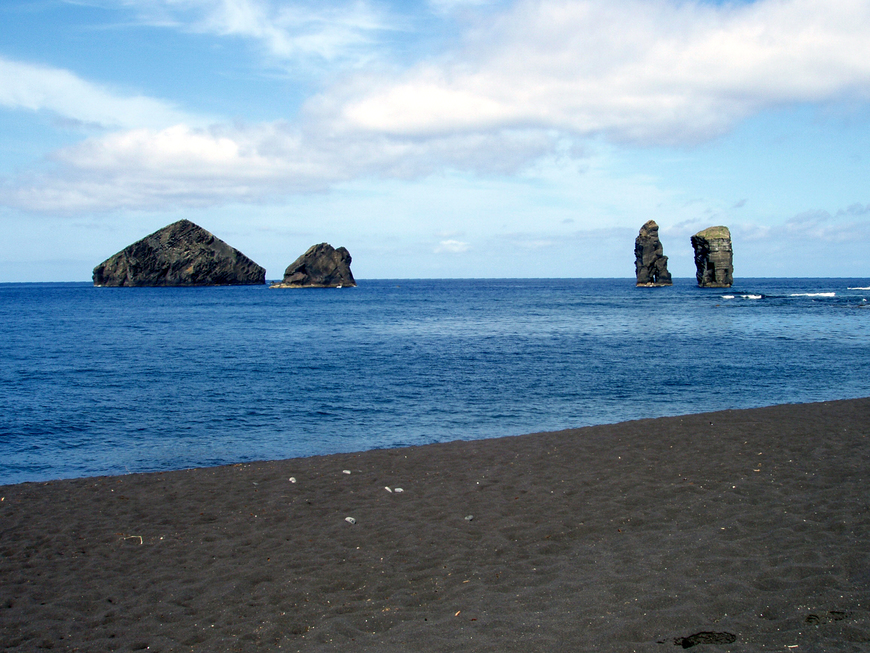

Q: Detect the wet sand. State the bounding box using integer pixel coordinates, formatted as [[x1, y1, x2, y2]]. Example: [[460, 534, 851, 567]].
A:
[[2, 398, 870, 652]]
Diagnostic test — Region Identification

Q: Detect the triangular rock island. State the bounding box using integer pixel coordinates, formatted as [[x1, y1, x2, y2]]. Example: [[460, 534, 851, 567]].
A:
[[93, 220, 265, 287]]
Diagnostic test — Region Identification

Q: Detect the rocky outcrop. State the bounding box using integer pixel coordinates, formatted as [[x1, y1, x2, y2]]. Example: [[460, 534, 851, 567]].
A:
[[270, 243, 356, 288], [634, 220, 672, 286], [691, 226, 733, 288], [93, 220, 265, 287]]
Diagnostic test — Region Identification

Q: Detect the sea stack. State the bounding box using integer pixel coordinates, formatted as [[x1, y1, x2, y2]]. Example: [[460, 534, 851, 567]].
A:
[[691, 226, 733, 288], [93, 220, 266, 287], [270, 243, 356, 288], [634, 220, 672, 286]]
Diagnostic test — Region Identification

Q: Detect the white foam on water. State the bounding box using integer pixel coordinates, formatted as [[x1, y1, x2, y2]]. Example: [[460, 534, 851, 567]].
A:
[[790, 292, 835, 297], [721, 295, 735, 299], [741, 294, 762, 299], [848, 286, 870, 290]]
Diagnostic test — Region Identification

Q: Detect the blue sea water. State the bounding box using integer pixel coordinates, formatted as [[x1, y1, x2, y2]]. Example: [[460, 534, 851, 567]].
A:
[[1, 278, 869, 485]]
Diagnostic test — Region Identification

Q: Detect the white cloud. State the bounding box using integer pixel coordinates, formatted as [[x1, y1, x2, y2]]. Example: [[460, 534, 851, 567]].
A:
[[0, 57, 204, 130], [781, 208, 870, 242], [733, 204, 870, 245], [4, 0, 870, 214], [427, 0, 504, 14], [3, 123, 318, 212], [435, 239, 471, 253], [122, 0, 398, 67], [517, 239, 557, 249], [0, 121, 557, 212], [336, 0, 870, 144]]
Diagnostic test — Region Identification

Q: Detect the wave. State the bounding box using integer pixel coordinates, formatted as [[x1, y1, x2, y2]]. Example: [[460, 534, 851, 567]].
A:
[[848, 287, 870, 290], [790, 292, 836, 297]]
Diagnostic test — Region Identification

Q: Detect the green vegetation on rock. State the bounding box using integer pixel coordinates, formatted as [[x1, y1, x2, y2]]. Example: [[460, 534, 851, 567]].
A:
[[694, 225, 731, 239]]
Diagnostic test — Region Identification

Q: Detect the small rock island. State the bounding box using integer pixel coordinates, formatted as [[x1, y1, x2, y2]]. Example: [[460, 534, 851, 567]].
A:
[[691, 226, 733, 288], [634, 220, 672, 286], [93, 220, 265, 287], [270, 243, 356, 288]]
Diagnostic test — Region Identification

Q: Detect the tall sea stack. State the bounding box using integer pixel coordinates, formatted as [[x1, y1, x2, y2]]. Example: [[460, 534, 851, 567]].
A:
[[270, 243, 356, 288], [634, 220, 672, 286], [691, 226, 733, 288], [93, 220, 266, 287]]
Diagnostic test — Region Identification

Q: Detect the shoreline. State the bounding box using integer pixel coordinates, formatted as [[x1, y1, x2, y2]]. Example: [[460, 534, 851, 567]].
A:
[[2, 398, 870, 651]]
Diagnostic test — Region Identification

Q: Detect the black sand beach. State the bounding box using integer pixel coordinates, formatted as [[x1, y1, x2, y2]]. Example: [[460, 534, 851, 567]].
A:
[[2, 399, 870, 652]]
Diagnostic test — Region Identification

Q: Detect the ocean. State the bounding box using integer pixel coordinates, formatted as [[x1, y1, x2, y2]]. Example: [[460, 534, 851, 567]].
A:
[[2, 278, 869, 485]]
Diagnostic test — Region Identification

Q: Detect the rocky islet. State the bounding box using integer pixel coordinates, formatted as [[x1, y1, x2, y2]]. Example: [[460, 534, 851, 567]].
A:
[[93, 222, 356, 289], [634, 220, 672, 286], [269, 242, 356, 289], [634, 221, 734, 288], [691, 226, 734, 288], [93, 220, 732, 288], [92, 220, 266, 287]]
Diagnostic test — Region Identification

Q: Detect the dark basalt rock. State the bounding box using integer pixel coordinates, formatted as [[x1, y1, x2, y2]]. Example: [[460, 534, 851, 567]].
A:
[[93, 220, 265, 287], [634, 220, 672, 286], [691, 226, 733, 288], [270, 243, 356, 289], [673, 631, 737, 648]]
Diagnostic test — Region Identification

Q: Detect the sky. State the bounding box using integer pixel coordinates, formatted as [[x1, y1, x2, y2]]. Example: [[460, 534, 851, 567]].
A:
[[1, 0, 870, 281]]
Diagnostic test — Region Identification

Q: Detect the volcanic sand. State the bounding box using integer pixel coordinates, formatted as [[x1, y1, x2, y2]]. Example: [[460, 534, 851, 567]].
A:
[[2, 399, 870, 651]]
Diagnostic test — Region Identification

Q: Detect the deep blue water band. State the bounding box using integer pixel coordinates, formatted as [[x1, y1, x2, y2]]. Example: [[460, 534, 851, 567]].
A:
[[2, 278, 868, 484]]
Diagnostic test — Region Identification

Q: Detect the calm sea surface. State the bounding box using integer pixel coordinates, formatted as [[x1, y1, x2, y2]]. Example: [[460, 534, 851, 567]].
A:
[[2, 278, 869, 485]]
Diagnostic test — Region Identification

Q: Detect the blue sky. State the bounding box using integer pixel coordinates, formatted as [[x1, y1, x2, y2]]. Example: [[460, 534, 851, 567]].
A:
[[1, 0, 869, 281]]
